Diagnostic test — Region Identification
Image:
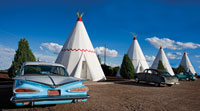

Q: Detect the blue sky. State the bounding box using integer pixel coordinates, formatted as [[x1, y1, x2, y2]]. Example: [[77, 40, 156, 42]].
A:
[[0, 0, 200, 74]]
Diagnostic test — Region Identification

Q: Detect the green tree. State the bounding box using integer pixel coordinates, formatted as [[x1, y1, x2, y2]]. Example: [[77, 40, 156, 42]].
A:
[[157, 60, 166, 71], [101, 64, 113, 76], [120, 54, 135, 79], [176, 65, 186, 74], [112, 66, 120, 76], [8, 38, 36, 78]]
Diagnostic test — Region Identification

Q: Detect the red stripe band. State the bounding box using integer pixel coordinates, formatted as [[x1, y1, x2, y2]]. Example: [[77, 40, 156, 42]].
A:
[[61, 48, 96, 53]]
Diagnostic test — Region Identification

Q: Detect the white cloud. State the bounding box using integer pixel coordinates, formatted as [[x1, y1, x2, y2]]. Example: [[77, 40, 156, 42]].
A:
[[176, 42, 200, 49], [195, 55, 200, 58], [167, 52, 182, 59], [40, 43, 62, 54], [145, 55, 155, 66], [145, 37, 179, 50], [0, 45, 15, 70], [145, 55, 155, 62], [0, 44, 58, 70], [95, 47, 118, 58], [146, 36, 200, 50]]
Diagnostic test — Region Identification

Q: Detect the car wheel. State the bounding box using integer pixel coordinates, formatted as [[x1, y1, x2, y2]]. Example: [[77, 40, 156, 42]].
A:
[[167, 84, 172, 87], [135, 77, 139, 83], [155, 83, 160, 87], [186, 78, 189, 81]]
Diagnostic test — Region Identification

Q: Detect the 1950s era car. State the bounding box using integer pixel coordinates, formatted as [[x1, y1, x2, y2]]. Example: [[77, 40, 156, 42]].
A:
[[175, 72, 197, 81], [134, 69, 179, 87], [10, 62, 90, 106]]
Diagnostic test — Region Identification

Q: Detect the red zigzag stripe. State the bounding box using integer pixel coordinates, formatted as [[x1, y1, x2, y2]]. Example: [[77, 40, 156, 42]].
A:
[[61, 48, 96, 53]]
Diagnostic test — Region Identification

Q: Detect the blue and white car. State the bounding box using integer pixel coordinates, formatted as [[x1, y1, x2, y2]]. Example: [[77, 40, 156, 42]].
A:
[[10, 62, 90, 106]]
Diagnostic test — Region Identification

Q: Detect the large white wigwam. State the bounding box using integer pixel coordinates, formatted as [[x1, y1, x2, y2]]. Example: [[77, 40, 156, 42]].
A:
[[179, 52, 196, 75], [151, 46, 174, 75], [56, 13, 106, 81], [116, 35, 149, 77]]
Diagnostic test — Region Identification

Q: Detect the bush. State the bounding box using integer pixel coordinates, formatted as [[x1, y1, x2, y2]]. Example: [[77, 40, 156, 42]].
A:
[[101, 64, 113, 76], [112, 66, 120, 76], [120, 54, 135, 79], [157, 60, 166, 71], [8, 38, 36, 78], [175, 65, 186, 74]]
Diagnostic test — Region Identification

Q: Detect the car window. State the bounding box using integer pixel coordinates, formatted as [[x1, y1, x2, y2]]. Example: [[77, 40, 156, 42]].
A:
[[153, 71, 158, 75], [147, 70, 153, 74], [160, 71, 171, 76], [144, 70, 148, 73], [179, 72, 184, 75], [23, 65, 68, 76]]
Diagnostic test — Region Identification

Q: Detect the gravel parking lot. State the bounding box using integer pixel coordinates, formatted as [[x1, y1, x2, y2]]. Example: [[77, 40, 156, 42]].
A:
[[0, 74, 200, 111]]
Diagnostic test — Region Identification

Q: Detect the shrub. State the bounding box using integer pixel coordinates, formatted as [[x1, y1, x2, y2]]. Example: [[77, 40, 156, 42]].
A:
[[157, 60, 166, 71], [8, 38, 36, 78], [120, 54, 135, 79], [176, 65, 186, 74], [112, 66, 120, 76], [101, 64, 113, 76]]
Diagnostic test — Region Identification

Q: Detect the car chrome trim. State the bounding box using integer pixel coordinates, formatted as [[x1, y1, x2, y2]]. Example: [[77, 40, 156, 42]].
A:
[[10, 94, 90, 103], [48, 75, 56, 87]]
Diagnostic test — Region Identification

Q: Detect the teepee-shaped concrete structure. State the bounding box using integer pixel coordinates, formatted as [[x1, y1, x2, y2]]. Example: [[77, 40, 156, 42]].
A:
[[179, 52, 196, 75], [116, 35, 149, 77], [151, 46, 174, 75], [56, 13, 106, 81]]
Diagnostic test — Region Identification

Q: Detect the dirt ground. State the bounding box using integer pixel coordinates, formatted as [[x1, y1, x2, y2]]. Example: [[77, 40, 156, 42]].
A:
[[0, 72, 200, 111]]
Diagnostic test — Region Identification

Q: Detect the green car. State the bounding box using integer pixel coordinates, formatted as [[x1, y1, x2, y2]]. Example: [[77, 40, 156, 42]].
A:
[[175, 72, 197, 81]]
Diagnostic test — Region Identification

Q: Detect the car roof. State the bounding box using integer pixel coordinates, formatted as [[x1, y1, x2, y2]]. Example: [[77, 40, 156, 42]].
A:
[[145, 69, 166, 72], [23, 62, 65, 68]]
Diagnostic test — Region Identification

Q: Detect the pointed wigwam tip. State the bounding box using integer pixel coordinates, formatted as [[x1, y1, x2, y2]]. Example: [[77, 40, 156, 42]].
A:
[[134, 36, 136, 40], [160, 46, 163, 49], [184, 51, 187, 55], [77, 12, 84, 21], [132, 33, 137, 40]]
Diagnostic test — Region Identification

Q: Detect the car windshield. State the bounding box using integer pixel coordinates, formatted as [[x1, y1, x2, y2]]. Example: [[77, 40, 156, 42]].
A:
[[159, 71, 171, 76], [22, 65, 68, 76]]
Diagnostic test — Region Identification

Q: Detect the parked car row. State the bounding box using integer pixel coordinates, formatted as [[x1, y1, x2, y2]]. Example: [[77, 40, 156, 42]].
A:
[[134, 69, 197, 87], [134, 69, 179, 87], [175, 72, 197, 81], [10, 62, 198, 106]]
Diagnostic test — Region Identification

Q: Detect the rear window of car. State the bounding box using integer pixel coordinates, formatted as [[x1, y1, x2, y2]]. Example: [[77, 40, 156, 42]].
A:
[[22, 65, 69, 76], [159, 71, 171, 76]]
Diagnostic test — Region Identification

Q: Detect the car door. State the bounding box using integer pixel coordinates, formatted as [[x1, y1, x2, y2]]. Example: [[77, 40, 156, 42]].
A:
[[145, 70, 152, 82], [139, 69, 147, 81], [151, 71, 160, 83]]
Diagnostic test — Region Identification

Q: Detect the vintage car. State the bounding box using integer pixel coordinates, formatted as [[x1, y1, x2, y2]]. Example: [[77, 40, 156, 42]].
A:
[[175, 72, 197, 81], [10, 62, 90, 106], [134, 69, 179, 87]]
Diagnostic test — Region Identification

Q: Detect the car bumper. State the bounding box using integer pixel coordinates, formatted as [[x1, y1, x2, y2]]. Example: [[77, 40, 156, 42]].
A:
[[10, 94, 90, 103], [162, 82, 180, 85]]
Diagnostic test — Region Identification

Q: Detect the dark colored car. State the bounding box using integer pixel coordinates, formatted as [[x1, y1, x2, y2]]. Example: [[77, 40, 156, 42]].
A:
[[134, 69, 179, 87], [175, 72, 197, 81]]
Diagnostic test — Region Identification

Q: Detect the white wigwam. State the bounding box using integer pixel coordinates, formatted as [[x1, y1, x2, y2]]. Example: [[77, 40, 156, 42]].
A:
[[56, 12, 106, 81], [179, 52, 196, 75], [151, 46, 174, 75], [116, 35, 149, 77]]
